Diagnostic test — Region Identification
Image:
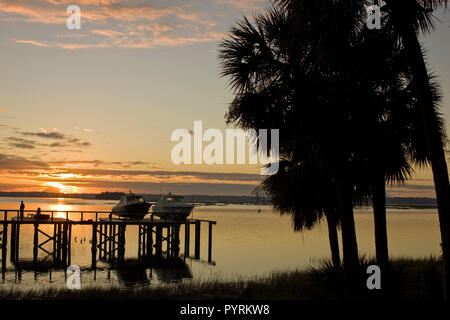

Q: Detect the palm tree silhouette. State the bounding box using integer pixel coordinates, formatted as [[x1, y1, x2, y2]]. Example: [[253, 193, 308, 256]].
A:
[[276, 0, 450, 299]]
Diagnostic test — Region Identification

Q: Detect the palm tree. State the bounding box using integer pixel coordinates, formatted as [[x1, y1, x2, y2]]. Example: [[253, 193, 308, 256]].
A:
[[277, 0, 450, 299], [218, 5, 365, 291], [380, 0, 450, 299]]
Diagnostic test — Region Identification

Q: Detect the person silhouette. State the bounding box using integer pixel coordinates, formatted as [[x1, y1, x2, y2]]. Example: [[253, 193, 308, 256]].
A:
[[20, 201, 25, 220], [36, 207, 41, 219]]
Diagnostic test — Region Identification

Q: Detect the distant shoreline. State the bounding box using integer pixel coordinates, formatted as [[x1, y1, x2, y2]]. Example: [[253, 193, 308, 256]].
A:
[[0, 192, 437, 208]]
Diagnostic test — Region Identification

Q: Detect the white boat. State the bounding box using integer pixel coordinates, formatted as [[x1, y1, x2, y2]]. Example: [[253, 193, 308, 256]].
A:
[[112, 193, 151, 220], [151, 193, 193, 221]]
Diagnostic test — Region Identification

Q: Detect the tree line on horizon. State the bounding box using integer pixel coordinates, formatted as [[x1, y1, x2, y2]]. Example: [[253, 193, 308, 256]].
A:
[[219, 0, 450, 299]]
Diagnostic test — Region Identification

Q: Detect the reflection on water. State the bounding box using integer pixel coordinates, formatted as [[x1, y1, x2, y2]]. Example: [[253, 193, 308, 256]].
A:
[[0, 196, 443, 290]]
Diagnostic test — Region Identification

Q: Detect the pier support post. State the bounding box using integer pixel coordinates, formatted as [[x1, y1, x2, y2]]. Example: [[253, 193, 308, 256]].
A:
[[208, 222, 213, 263], [147, 224, 153, 257], [118, 225, 126, 263], [2, 222, 7, 268], [108, 223, 113, 262], [194, 221, 201, 259], [166, 227, 171, 257], [103, 224, 107, 260], [56, 224, 61, 263], [68, 224, 72, 265], [98, 224, 103, 259], [33, 223, 38, 263], [112, 224, 116, 261], [15, 224, 20, 262], [91, 223, 97, 268], [173, 225, 180, 257], [184, 222, 190, 258], [62, 223, 68, 265], [138, 224, 142, 258], [10, 222, 16, 262], [155, 226, 162, 257]]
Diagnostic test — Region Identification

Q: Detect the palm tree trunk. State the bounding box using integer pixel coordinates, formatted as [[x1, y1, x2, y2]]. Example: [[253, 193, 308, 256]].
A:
[[373, 174, 389, 270], [325, 209, 341, 269], [331, 160, 360, 294], [400, 25, 450, 300]]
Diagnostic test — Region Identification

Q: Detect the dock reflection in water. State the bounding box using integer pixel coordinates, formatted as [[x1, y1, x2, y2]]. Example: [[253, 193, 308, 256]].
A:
[[3, 256, 193, 288]]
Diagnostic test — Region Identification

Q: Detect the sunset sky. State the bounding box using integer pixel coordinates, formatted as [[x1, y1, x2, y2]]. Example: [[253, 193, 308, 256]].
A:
[[0, 0, 449, 197]]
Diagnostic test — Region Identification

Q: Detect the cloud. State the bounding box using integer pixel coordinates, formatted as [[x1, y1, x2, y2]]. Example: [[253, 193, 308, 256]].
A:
[[21, 129, 66, 139], [7, 128, 92, 150], [0, 153, 49, 170], [15, 40, 51, 47], [48, 167, 262, 183], [2, 0, 234, 49]]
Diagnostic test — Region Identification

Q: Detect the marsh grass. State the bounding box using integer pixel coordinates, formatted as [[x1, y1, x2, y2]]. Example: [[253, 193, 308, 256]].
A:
[[0, 257, 443, 300]]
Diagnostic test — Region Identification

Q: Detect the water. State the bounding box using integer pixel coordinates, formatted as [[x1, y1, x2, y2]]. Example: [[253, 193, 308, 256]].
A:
[[0, 197, 442, 290]]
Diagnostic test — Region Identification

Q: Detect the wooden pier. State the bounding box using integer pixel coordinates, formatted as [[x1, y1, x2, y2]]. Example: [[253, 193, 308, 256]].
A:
[[0, 210, 216, 269]]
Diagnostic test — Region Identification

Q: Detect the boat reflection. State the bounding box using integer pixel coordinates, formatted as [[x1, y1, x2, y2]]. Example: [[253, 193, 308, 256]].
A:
[[112, 257, 192, 286]]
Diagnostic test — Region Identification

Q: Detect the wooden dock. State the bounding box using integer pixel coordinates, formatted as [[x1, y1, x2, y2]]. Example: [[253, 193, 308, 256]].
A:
[[0, 210, 216, 269]]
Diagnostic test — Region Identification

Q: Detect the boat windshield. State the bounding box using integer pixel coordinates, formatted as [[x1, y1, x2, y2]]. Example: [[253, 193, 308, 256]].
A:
[[165, 195, 184, 201], [127, 196, 144, 202]]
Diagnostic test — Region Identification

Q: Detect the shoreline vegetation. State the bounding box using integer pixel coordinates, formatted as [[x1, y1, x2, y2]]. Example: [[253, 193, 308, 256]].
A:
[[0, 258, 442, 300]]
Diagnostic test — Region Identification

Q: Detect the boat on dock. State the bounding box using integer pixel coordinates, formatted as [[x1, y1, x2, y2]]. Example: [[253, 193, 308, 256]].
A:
[[112, 193, 151, 220], [151, 193, 194, 221]]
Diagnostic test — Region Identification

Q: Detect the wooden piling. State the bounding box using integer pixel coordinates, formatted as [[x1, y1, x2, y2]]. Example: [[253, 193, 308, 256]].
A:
[[166, 227, 171, 257], [155, 226, 162, 256], [147, 225, 152, 256], [173, 225, 180, 257], [15, 224, 20, 262], [56, 224, 61, 262], [98, 224, 103, 259], [62, 223, 68, 264], [103, 223, 107, 259], [142, 224, 146, 256], [112, 224, 116, 261], [138, 224, 142, 258], [2, 222, 7, 267], [10, 222, 16, 261], [108, 223, 112, 261], [68, 224, 72, 265], [33, 223, 38, 263], [52, 224, 57, 260], [184, 222, 190, 258], [208, 222, 212, 263], [194, 221, 201, 259], [91, 223, 97, 267]]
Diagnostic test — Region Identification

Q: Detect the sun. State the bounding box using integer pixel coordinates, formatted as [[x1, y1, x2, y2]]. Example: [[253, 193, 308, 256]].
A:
[[46, 182, 80, 194]]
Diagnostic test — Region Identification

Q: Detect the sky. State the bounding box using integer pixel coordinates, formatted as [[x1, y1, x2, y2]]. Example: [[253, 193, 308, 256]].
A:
[[0, 0, 448, 197]]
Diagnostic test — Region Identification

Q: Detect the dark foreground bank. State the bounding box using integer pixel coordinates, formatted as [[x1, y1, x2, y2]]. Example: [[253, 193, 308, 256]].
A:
[[0, 258, 443, 300]]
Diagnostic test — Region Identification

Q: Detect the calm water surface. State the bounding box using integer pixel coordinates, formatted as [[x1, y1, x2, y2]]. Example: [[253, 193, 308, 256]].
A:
[[0, 197, 442, 290]]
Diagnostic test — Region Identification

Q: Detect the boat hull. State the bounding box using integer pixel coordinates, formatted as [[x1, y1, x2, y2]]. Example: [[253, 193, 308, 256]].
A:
[[112, 203, 151, 220], [152, 206, 193, 221]]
